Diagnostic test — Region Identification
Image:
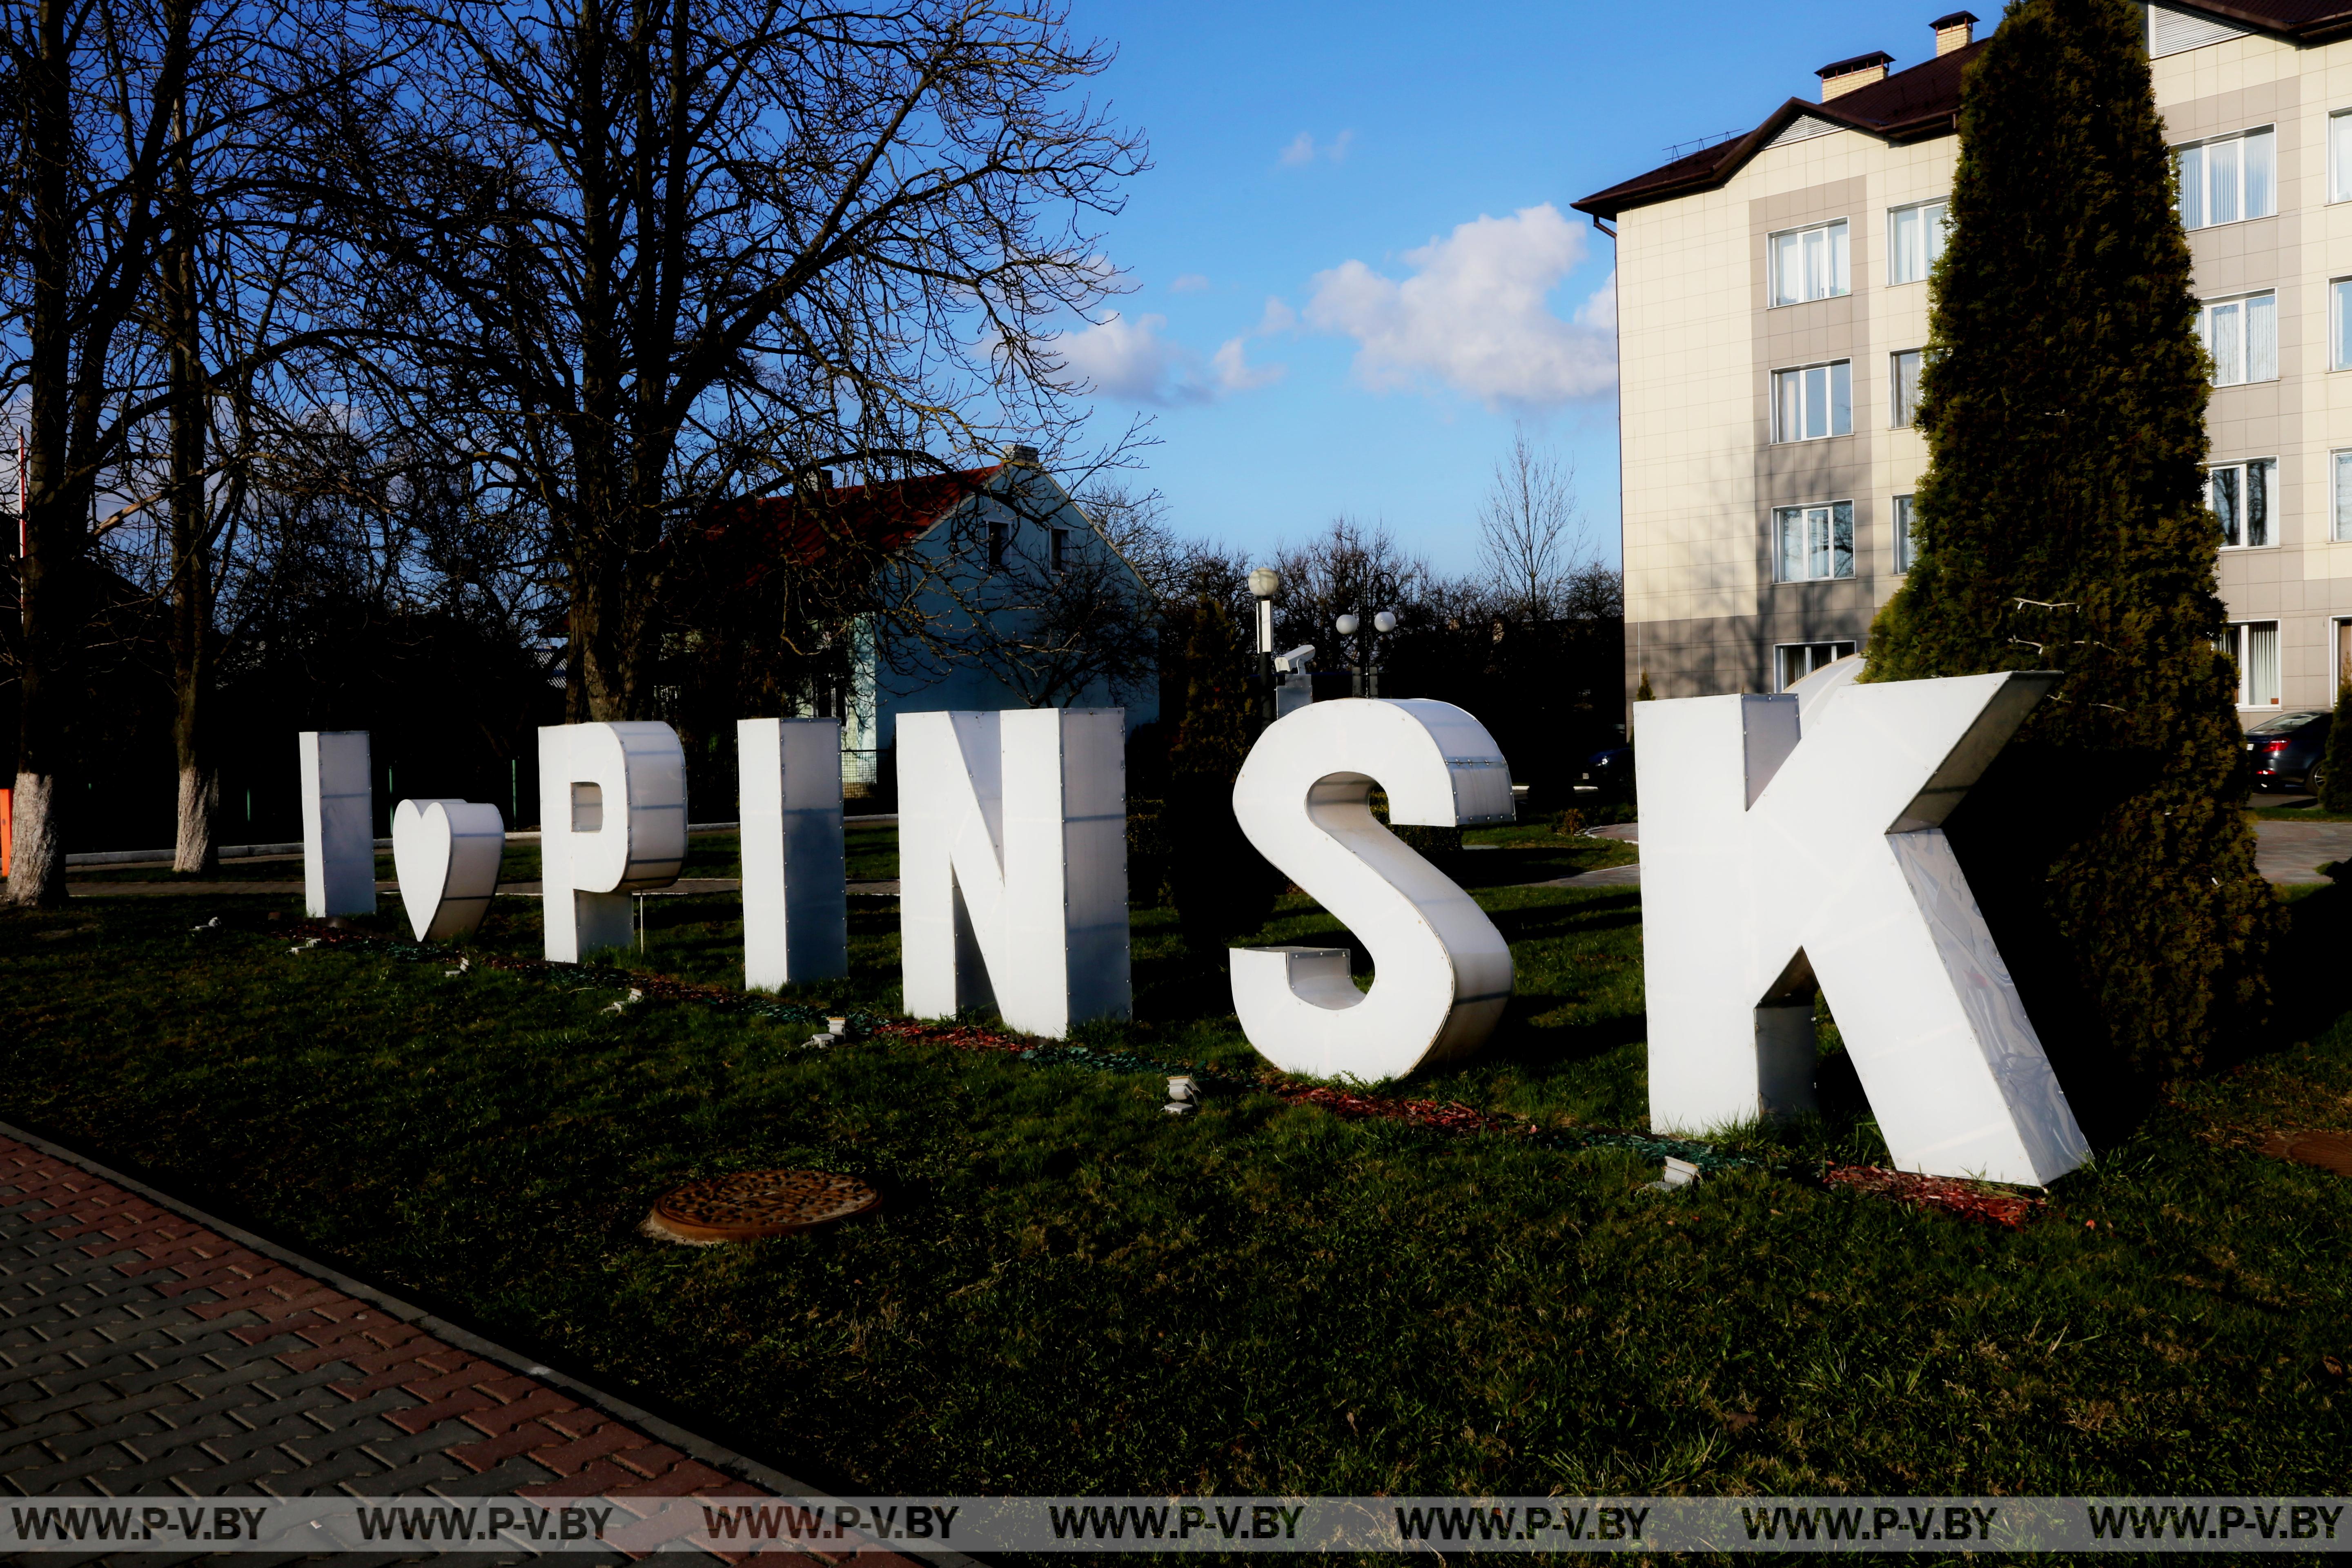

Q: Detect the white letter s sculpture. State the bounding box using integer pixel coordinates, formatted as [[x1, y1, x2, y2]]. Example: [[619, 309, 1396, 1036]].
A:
[[1229, 699, 1516, 1081], [1636, 661, 2089, 1185], [898, 708, 1129, 1039], [391, 799, 505, 942], [537, 721, 688, 962]]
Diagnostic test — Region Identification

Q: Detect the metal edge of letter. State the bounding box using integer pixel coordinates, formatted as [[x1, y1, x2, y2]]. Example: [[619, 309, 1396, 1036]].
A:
[[897, 707, 1130, 1039], [299, 730, 376, 918], [538, 721, 686, 964], [739, 717, 848, 989], [1226, 698, 1515, 1081], [1635, 664, 2089, 1185]]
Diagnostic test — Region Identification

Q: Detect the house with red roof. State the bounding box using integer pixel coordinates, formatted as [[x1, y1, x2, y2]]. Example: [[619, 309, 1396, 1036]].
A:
[[689, 445, 1158, 792]]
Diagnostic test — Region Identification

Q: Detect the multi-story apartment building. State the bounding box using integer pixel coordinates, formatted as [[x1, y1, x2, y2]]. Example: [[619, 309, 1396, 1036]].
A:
[[1574, 2, 2352, 718]]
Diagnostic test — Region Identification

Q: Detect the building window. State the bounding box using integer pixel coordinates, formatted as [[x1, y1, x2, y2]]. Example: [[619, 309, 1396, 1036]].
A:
[[1887, 201, 1947, 285], [2209, 459, 2276, 549], [2334, 112, 2352, 204], [1772, 360, 1851, 441], [1773, 501, 1855, 583], [1776, 641, 1858, 692], [1890, 350, 1923, 428], [2334, 450, 2352, 541], [1049, 527, 1069, 574], [2200, 292, 2277, 386], [987, 519, 1007, 569], [2176, 127, 2275, 229], [2332, 279, 2352, 371], [1769, 219, 1850, 307], [2218, 621, 2282, 708], [1894, 494, 1916, 572]]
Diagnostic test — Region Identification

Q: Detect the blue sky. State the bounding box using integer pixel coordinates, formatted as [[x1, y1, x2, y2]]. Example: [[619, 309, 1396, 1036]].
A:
[[1062, 0, 1975, 577]]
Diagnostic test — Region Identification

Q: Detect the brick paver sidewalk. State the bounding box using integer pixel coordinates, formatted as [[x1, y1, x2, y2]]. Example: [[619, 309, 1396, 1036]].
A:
[[0, 1126, 918, 1564]]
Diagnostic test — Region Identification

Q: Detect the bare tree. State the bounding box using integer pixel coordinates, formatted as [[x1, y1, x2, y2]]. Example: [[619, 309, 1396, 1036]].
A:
[[1272, 515, 1427, 682], [327, 0, 1145, 727], [1476, 425, 1590, 623]]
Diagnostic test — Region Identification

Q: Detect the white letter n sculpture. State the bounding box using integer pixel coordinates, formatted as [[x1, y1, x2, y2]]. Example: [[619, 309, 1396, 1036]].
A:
[[1635, 663, 2090, 1186], [898, 708, 1131, 1039]]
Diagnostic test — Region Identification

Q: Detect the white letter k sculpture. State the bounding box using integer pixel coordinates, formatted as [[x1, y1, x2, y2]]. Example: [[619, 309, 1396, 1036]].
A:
[[1635, 661, 2090, 1186]]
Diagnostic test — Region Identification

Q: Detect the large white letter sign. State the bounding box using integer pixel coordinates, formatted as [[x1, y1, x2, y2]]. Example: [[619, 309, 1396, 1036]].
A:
[[1228, 699, 1516, 1081], [1635, 662, 2091, 1186], [392, 799, 506, 942], [537, 722, 687, 963], [299, 730, 376, 918], [898, 708, 1129, 1038], [738, 717, 847, 989]]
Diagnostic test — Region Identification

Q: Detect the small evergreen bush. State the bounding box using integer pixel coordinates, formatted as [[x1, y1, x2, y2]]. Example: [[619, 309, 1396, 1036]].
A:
[[2319, 683, 2352, 813]]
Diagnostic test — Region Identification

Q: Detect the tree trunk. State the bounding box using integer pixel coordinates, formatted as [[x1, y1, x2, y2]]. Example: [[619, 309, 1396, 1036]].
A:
[[165, 99, 216, 873], [10, 0, 78, 909]]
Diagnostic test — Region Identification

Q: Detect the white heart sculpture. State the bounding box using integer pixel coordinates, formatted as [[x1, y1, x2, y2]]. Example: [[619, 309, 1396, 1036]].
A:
[[392, 798, 507, 943]]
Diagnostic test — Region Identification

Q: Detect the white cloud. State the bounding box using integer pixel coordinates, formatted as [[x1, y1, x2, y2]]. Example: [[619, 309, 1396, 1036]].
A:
[[1048, 308, 1288, 405], [1049, 312, 1196, 404], [1213, 336, 1286, 392], [1257, 296, 1299, 335], [1279, 130, 1354, 168], [1170, 272, 1212, 293], [1303, 203, 1616, 408]]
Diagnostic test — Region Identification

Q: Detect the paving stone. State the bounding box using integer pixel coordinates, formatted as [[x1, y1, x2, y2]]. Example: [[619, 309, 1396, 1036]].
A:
[[0, 1131, 827, 1551]]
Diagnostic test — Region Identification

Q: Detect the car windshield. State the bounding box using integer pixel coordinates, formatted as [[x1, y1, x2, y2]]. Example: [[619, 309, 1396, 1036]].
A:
[[2247, 711, 2325, 734]]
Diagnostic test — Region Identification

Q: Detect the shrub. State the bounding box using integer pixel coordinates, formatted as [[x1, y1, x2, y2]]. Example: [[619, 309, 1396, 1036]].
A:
[[1862, 0, 2279, 1079]]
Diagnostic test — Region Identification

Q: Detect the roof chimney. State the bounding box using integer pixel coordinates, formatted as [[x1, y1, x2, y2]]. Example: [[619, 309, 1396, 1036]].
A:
[[1816, 50, 1895, 100], [1931, 10, 1978, 56], [1000, 443, 1040, 466], [811, 468, 834, 491]]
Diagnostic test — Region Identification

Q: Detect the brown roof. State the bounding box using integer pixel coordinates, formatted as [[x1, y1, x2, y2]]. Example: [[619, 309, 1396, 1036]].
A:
[[1573, 1, 2352, 223], [689, 466, 1000, 590]]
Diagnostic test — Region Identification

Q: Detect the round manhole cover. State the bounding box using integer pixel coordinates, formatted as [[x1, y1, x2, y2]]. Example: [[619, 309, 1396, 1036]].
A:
[[644, 1169, 882, 1245]]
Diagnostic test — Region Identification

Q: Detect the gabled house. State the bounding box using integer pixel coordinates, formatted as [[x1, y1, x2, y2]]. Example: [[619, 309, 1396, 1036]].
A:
[[696, 446, 1158, 792]]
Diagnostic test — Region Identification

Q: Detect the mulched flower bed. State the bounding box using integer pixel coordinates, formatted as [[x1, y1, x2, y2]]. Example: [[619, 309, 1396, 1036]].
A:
[[287, 921, 2049, 1227]]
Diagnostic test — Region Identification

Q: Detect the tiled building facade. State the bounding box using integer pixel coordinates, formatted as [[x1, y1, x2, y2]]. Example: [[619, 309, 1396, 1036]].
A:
[[1575, 2, 2352, 720]]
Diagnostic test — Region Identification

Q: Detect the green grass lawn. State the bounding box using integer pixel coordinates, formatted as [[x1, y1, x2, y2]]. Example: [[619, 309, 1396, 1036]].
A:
[[4, 850, 2350, 1500]]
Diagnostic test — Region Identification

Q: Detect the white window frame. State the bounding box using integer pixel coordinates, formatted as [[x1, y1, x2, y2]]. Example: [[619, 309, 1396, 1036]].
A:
[[2199, 291, 2278, 387], [2218, 620, 2282, 709], [2333, 111, 2352, 205], [1771, 359, 1853, 442], [1769, 219, 1851, 308], [1775, 641, 1858, 693], [2208, 457, 2278, 550], [1890, 350, 1923, 428], [1893, 493, 1916, 572], [2176, 126, 2276, 230], [1886, 200, 1948, 286], [2332, 278, 2352, 372], [2333, 450, 2352, 542], [1772, 500, 1856, 584]]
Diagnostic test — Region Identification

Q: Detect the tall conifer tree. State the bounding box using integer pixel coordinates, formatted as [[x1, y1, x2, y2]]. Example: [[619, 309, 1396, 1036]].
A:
[[1866, 0, 2278, 1077]]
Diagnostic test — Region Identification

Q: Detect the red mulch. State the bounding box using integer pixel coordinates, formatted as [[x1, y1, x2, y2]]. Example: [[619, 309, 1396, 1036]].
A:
[[1822, 1163, 2048, 1229], [2256, 1130, 2352, 1177]]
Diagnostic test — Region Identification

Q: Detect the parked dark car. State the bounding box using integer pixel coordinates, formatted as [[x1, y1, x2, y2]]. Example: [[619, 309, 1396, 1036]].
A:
[[2244, 709, 2332, 792], [1576, 743, 1633, 799]]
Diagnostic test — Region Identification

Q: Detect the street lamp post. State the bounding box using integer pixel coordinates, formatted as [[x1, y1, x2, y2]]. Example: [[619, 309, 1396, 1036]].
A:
[[1248, 567, 1281, 724], [1336, 608, 1399, 697]]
